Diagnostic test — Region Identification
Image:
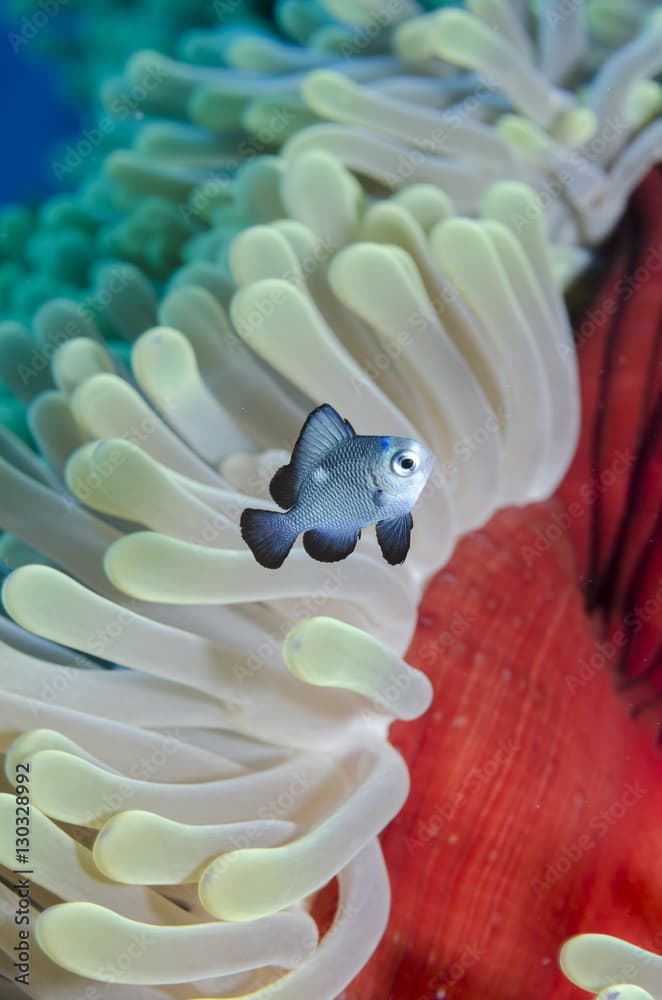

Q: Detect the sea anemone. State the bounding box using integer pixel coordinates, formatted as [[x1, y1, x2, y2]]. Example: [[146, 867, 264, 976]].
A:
[[346, 167, 662, 1000], [106, 0, 662, 262], [0, 162, 583, 997], [4, 1, 660, 324], [561, 934, 662, 999], [6, 0, 270, 105]]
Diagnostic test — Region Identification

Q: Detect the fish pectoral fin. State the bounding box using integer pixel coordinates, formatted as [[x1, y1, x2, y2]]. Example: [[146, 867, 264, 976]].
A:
[[376, 512, 413, 565], [303, 525, 361, 563]]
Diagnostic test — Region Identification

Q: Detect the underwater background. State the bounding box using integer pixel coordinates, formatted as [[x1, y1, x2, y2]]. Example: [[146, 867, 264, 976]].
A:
[[0, 10, 82, 204]]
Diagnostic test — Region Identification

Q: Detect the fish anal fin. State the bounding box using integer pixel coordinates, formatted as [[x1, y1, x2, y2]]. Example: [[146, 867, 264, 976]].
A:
[[303, 524, 361, 563], [376, 512, 413, 565]]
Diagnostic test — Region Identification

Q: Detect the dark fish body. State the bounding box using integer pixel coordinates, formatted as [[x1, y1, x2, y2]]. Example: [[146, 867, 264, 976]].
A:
[[240, 404, 435, 569]]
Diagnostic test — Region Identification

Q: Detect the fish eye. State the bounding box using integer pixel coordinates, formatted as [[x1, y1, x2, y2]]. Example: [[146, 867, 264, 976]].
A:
[[391, 449, 419, 476]]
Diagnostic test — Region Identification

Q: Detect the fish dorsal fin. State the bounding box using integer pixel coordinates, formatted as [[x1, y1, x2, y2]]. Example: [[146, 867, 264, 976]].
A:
[[269, 404, 355, 508]]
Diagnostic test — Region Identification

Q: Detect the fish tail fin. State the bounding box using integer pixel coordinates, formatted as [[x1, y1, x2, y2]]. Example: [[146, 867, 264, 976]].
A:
[[240, 507, 297, 569]]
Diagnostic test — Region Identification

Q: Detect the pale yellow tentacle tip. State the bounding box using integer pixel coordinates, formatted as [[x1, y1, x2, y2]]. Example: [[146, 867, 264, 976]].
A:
[[283, 616, 433, 720], [560, 934, 662, 999]]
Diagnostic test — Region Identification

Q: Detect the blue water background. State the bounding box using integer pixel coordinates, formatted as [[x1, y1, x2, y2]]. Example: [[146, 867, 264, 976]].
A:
[[0, 10, 82, 205]]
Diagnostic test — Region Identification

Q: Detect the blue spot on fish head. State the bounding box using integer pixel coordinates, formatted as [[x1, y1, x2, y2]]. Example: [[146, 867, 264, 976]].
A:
[[379, 436, 390, 451]]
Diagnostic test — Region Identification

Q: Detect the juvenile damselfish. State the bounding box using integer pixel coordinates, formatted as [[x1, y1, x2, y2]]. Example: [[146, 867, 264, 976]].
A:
[[240, 403, 435, 569]]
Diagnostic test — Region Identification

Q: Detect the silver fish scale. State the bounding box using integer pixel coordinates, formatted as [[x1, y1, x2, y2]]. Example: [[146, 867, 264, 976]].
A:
[[286, 436, 414, 533]]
